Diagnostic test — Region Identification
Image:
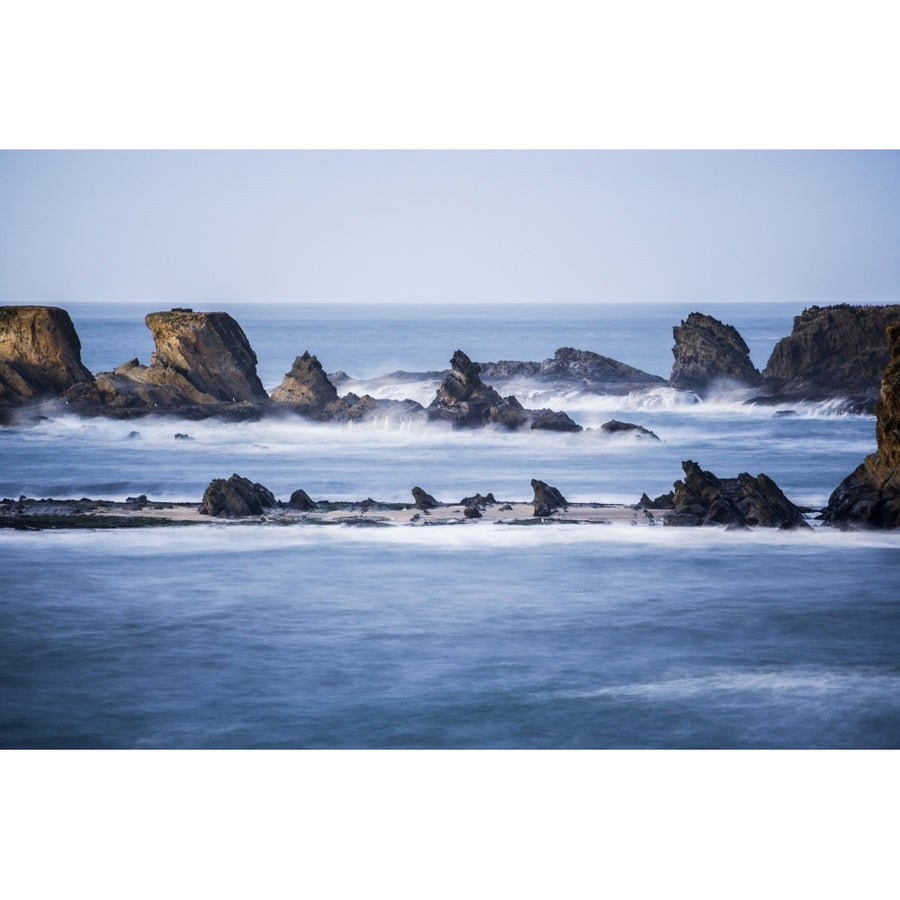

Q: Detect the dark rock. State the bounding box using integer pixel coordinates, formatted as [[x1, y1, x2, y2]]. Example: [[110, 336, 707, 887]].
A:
[[670, 312, 762, 394], [412, 486, 439, 510], [270, 351, 341, 417], [600, 419, 660, 440], [288, 488, 317, 511], [529, 409, 583, 432], [662, 460, 808, 529], [762, 303, 900, 400], [199, 473, 276, 518], [126, 431, 142, 439], [332, 393, 425, 424], [173, 433, 194, 440], [822, 322, 900, 529], [531, 479, 567, 517], [0, 306, 95, 407], [428, 350, 528, 429], [463, 505, 483, 519], [460, 492, 496, 507]]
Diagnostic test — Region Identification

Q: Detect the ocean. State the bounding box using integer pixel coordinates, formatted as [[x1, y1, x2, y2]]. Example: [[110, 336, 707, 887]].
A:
[[2, 301, 899, 748]]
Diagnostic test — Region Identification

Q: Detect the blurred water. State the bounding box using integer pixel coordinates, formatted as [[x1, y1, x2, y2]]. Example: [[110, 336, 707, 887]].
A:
[[2, 301, 897, 748]]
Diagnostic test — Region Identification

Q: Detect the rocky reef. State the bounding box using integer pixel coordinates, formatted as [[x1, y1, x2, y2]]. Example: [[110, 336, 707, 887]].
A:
[[428, 350, 582, 431], [821, 322, 900, 529], [762, 304, 900, 403], [199, 473, 277, 518], [653, 459, 809, 529], [669, 312, 762, 394], [0, 306, 95, 413]]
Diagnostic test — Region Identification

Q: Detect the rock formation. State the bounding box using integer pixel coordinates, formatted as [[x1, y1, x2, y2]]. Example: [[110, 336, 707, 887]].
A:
[[821, 322, 900, 529], [662, 460, 808, 528], [288, 488, 317, 511], [199, 474, 276, 517], [412, 487, 439, 510], [74, 310, 270, 417], [762, 304, 900, 402], [0, 306, 95, 409], [270, 351, 343, 417], [531, 479, 567, 517], [670, 312, 762, 393], [428, 349, 581, 431], [600, 419, 660, 440]]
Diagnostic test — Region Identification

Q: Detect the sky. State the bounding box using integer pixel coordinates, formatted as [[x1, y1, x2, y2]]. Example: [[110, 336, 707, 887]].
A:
[[2, 149, 899, 307]]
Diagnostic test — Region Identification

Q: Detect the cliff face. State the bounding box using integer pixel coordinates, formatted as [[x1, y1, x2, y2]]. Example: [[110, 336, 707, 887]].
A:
[[669, 312, 762, 393], [144, 310, 268, 402], [822, 322, 900, 529], [762, 304, 900, 399], [82, 310, 270, 413], [0, 306, 95, 406]]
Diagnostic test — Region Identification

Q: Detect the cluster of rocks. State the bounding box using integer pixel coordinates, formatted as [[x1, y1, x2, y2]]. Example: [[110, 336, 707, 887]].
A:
[[641, 460, 809, 529]]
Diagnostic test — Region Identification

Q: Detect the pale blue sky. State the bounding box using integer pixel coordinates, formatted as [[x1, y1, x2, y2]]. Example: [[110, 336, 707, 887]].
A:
[[1, 150, 898, 306]]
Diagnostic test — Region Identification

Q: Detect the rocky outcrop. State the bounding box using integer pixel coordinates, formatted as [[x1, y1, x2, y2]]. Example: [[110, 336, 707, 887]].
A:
[[531, 479, 567, 517], [270, 351, 345, 418], [600, 420, 660, 440], [662, 460, 808, 528], [199, 473, 276, 518], [762, 304, 900, 401], [428, 349, 582, 431], [670, 312, 762, 393], [0, 306, 95, 408], [74, 310, 270, 417], [482, 348, 665, 389], [412, 487, 439, 510], [821, 322, 900, 529], [288, 489, 317, 511], [428, 350, 528, 429]]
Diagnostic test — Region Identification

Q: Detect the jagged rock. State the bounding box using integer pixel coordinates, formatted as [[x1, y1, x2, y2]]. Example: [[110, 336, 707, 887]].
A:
[[332, 393, 425, 424], [412, 487, 439, 510], [199, 473, 276, 518], [639, 491, 674, 509], [288, 488, 317, 511], [762, 304, 900, 401], [663, 460, 808, 528], [0, 306, 95, 407], [270, 351, 341, 416], [529, 409, 583, 432], [460, 492, 496, 507], [531, 479, 567, 517], [670, 312, 762, 393], [463, 505, 483, 519], [600, 419, 660, 440], [78, 310, 269, 415], [822, 322, 900, 529], [428, 350, 527, 429]]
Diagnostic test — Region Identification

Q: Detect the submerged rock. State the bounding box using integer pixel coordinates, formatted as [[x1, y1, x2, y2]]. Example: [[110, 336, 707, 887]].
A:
[[762, 303, 900, 401], [199, 473, 276, 517], [663, 460, 808, 529], [600, 419, 660, 440], [531, 479, 567, 517], [670, 312, 762, 394], [821, 321, 900, 529], [0, 305, 95, 407]]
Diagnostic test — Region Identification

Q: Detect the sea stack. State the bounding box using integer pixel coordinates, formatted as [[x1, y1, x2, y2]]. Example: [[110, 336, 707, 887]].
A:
[[83, 309, 270, 414], [270, 351, 342, 417], [669, 312, 761, 394], [821, 322, 900, 529], [0, 305, 95, 408], [762, 304, 900, 402]]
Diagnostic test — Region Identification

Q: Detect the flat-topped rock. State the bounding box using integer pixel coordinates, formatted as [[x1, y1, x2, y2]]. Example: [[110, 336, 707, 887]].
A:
[[762, 303, 900, 400], [0, 305, 95, 407]]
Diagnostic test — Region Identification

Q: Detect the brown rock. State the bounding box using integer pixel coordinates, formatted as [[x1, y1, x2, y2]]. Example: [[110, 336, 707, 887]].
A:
[[270, 351, 340, 416], [0, 306, 95, 406], [199, 474, 276, 517], [670, 312, 761, 394]]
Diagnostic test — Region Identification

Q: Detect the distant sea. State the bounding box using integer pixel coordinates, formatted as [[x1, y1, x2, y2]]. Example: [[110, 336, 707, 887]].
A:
[[2, 301, 899, 748]]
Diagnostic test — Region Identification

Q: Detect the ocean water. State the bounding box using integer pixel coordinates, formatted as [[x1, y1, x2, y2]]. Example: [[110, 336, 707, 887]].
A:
[[2, 301, 899, 748]]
